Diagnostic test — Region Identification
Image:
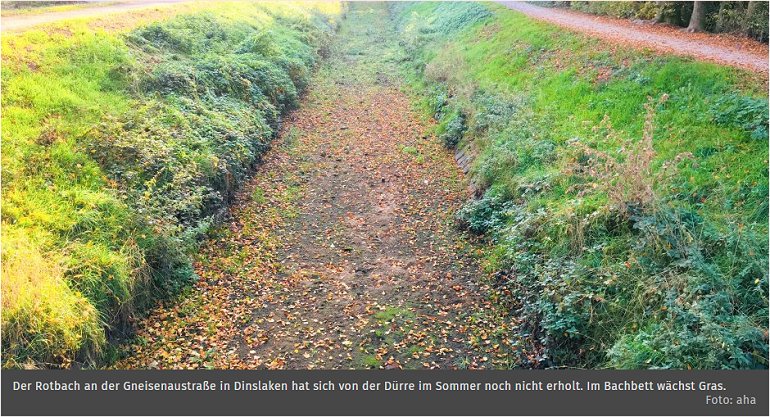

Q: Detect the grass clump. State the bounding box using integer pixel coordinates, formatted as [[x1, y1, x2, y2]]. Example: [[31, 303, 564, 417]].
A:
[[1, 2, 342, 368], [1, 227, 104, 368], [391, 2, 768, 369]]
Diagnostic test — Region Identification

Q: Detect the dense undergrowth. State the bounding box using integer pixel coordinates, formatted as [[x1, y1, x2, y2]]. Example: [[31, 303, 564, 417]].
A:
[[1, 1, 341, 368], [391, 2, 768, 369], [560, 1, 769, 42]]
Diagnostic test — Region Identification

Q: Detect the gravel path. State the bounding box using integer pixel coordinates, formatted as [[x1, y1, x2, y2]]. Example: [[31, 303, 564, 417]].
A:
[[1, 0, 186, 31], [500, 1, 768, 74]]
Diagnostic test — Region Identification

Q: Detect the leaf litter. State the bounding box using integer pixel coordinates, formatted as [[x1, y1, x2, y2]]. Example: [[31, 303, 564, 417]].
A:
[[117, 3, 532, 371]]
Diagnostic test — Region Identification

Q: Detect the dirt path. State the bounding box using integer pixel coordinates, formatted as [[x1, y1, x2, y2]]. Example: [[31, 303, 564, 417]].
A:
[[118, 3, 521, 370], [500, 1, 768, 74], [0, 0, 187, 31]]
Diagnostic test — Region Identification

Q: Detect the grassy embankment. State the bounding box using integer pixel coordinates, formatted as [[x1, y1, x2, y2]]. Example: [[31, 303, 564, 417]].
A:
[[1, 1, 342, 368], [390, 2, 768, 369]]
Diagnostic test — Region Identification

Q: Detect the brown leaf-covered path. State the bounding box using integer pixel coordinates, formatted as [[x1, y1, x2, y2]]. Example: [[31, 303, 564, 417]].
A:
[[118, 2, 520, 370], [500, 1, 769, 75], [0, 1, 187, 32]]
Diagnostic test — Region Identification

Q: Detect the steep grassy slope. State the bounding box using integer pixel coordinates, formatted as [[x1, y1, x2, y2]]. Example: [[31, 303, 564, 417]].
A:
[[391, 2, 768, 369], [1, 1, 342, 368]]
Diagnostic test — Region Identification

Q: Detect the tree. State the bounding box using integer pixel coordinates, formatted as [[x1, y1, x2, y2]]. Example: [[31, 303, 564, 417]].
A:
[[747, 1, 760, 19], [655, 1, 687, 26], [687, 1, 707, 32], [654, 1, 669, 24], [745, 1, 769, 42], [746, 1, 760, 34]]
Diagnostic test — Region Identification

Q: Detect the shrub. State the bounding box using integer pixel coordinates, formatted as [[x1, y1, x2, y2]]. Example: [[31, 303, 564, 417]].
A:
[[609, 289, 768, 369], [709, 92, 769, 141], [471, 92, 527, 135], [456, 187, 513, 235], [93, 9, 325, 254], [428, 85, 449, 119], [564, 1, 769, 42], [568, 1, 660, 20], [437, 108, 466, 148], [711, 2, 769, 42]]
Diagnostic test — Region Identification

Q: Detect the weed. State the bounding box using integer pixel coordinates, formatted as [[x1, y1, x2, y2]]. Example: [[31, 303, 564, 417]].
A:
[[568, 95, 693, 215], [251, 187, 267, 205], [400, 145, 419, 156], [456, 187, 512, 236], [709, 92, 769, 141]]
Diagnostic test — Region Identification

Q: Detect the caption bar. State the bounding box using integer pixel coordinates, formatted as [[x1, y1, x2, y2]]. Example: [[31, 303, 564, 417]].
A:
[[3, 370, 767, 415]]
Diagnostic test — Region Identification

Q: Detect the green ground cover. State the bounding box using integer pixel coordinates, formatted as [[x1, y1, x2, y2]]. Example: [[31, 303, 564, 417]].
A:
[[1, 1, 342, 368], [391, 1, 768, 369]]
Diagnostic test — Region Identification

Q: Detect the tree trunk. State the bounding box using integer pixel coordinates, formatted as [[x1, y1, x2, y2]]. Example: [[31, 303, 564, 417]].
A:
[[687, 1, 706, 32], [747, 0, 759, 16], [715, 1, 728, 32], [744, 1, 767, 40], [742, 1, 759, 35], [654, 1, 669, 24]]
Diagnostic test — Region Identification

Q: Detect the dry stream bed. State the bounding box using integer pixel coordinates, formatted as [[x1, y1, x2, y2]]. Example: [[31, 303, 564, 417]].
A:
[[118, 3, 525, 370]]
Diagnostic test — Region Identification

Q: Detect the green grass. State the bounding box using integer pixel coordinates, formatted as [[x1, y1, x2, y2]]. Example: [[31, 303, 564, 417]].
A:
[[373, 305, 414, 323], [355, 305, 416, 368], [391, 1, 768, 369], [251, 187, 267, 205], [1, 1, 342, 368]]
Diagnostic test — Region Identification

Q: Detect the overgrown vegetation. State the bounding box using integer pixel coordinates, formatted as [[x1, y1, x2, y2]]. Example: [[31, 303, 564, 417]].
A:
[[1, 1, 341, 368], [391, 1, 768, 369]]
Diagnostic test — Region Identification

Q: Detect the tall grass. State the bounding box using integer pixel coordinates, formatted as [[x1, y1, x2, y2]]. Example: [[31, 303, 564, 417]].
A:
[[1, 226, 104, 368]]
